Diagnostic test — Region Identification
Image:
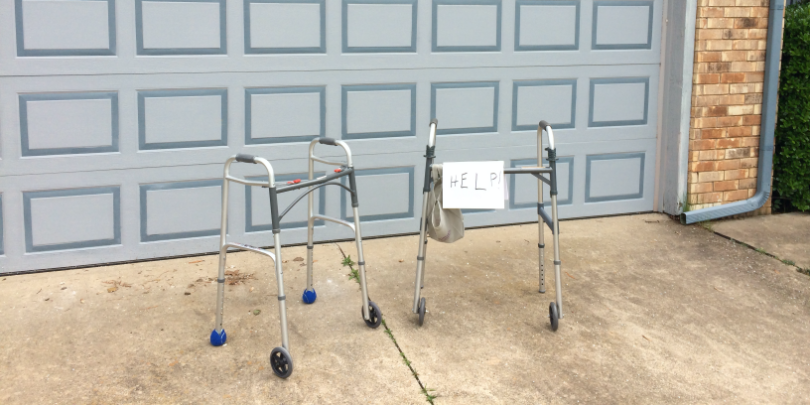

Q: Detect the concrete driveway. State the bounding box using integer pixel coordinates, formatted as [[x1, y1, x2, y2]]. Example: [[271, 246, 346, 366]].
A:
[[1, 213, 808, 404]]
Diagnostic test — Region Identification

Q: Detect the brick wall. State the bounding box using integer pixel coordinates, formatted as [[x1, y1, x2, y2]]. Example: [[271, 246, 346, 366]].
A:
[[688, 0, 771, 213]]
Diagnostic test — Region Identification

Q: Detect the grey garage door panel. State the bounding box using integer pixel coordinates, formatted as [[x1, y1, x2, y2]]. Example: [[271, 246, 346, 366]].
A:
[[0, 0, 663, 76], [0, 64, 658, 177], [0, 152, 429, 272]]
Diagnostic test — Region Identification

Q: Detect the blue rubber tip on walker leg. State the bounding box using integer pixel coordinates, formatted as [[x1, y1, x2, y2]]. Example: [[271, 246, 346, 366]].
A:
[[302, 289, 317, 304], [210, 329, 227, 346]]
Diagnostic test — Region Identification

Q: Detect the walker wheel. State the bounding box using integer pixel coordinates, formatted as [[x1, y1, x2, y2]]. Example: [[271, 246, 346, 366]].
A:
[[302, 288, 317, 304], [269, 347, 293, 379], [418, 297, 426, 326], [549, 302, 559, 332], [362, 301, 382, 329], [210, 329, 227, 346]]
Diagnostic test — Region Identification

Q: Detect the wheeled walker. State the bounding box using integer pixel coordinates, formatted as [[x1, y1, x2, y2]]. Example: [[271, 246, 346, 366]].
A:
[[412, 119, 565, 330], [210, 138, 382, 379]]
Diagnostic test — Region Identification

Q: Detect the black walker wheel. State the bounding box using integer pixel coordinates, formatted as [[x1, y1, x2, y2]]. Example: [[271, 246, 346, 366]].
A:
[[269, 346, 293, 379], [418, 297, 426, 326], [363, 301, 382, 329], [549, 302, 559, 332]]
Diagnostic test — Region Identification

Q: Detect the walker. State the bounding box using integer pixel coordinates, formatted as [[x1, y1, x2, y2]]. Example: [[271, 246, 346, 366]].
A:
[[412, 120, 565, 330], [210, 138, 381, 378]]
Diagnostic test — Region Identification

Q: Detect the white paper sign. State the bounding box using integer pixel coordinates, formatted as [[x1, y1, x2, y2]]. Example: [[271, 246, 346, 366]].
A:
[[442, 161, 505, 209]]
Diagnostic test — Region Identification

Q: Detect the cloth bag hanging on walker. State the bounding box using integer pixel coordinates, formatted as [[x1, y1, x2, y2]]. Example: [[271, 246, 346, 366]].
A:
[[426, 164, 464, 243]]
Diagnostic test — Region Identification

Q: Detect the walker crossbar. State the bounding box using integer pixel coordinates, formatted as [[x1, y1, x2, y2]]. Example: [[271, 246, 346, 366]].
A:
[[210, 138, 382, 379], [411, 120, 565, 331]]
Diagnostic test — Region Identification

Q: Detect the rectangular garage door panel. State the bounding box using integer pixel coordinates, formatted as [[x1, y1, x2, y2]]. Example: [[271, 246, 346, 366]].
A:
[[343, 85, 416, 139], [432, 82, 498, 134], [516, 1, 579, 50], [345, 1, 416, 51], [140, 90, 226, 149], [513, 80, 577, 130], [141, 181, 222, 241], [137, 0, 225, 54], [247, 87, 324, 144], [246, 1, 324, 53], [586, 153, 645, 202], [25, 187, 119, 252], [593, 1, 654, 49], [434, 2, 501, 51], [18, 0, 114, 54], [21, 93, 117, 155], [589, 78, 649, 127]]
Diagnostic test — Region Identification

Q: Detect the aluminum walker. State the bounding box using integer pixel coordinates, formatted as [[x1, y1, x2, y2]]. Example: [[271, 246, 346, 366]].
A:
[[412, 119, 565, 330], [210, 138, 381, 379]]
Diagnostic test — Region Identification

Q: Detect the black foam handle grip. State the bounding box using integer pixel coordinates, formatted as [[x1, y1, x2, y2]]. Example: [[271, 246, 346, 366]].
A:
[[538, 120, 551, 130], [430, 118, 438, 126], [318, 137, 337, 146], [235, 153, 256, 164]]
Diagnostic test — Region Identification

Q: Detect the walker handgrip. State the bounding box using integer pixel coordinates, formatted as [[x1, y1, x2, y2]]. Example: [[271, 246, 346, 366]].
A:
[[538, 120, 551, 131], [318, 138, 337, 146], [235, 153, 257, 164]]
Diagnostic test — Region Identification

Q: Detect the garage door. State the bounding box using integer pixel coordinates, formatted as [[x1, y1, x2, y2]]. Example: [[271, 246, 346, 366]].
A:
[[0, 0, 662, 272]]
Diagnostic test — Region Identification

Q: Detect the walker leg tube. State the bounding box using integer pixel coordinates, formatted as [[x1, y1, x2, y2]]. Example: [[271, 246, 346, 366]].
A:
[[306, 157, 315, 293], [352, 207, 371, 320], [412, 192, 430, 313], [347, 171, 371, 320], [273, 233, 290, 350], [268, 186, 290, 350], [537, 140, 546, 294], [214, 180, 230, 335], [421, 239, 428, 289], [215, 247, 227, 331], [551, 194, 563, 318]]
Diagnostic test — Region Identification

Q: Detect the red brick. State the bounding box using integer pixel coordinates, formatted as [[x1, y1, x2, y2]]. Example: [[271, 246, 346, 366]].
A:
[[728, 126, 753, 137], [740, 158, 758, 168], [701, 128, 727, 138], [717, 159, 741, 170], [723, 190, 749, 202], [721, 73, 746, 83], [706, 106, 729, 117], [717, 138, 742, 148], [725, 169, 749, 180], [743, 115, 761, 125], [739, 178, 757, 189], [699, 192, 724, 204]]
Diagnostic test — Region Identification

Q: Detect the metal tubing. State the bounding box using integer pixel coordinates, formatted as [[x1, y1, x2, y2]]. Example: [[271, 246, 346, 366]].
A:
[[551, 194, 563, 318], [413, 120, 438, 313], [353, 207, 371, 320], [309, 157, 344, 166], [306, 154, 316, 292], [537, 125, 546, 294], [224, 175, 269, 188], [412, 192, 431, 313], [222, 242, 276, 260], [214, 175, 230, 333], [273, 233, 290, 350], [311, 215, 355, 231]]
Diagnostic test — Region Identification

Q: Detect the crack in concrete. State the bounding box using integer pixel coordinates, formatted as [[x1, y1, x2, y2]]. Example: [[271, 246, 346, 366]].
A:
[[705, 227, 810, 276], [333, 243, 437, 404]]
